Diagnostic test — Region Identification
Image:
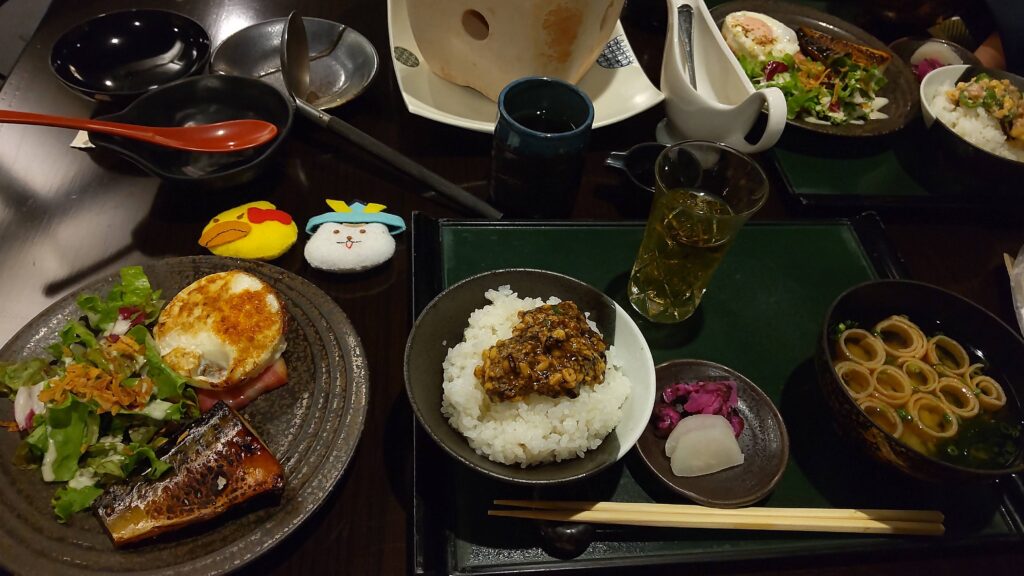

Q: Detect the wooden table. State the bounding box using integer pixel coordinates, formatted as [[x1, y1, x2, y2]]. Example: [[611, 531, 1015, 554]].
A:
[[0, 1, 1021, 574]]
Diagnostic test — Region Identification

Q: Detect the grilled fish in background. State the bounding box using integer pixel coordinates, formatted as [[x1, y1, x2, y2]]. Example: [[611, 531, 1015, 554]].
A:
[[95, 402, 285, 546], [797, 26, 892, 70]]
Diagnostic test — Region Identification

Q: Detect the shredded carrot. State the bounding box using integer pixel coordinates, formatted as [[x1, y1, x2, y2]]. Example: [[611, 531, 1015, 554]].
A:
[[108, 336, 142, 356], [1, 420, 18, 432], [812, 67, 831, 88], [39, 364, 153, 414]]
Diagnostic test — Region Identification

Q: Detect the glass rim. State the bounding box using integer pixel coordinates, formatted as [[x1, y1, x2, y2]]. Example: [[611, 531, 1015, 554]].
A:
[[654, 140, 769, 218], [497, 76, 595, 139]]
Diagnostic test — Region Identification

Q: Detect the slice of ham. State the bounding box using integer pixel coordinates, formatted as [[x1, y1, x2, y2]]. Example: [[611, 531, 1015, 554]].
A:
[[197, 358, 288, 413]]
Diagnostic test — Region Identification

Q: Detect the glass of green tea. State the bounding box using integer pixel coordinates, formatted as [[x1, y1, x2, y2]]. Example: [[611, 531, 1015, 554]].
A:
[[628, 141, 768, 323]]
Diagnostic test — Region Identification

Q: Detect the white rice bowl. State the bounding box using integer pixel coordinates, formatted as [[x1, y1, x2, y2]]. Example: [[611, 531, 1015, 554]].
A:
[[441, 286, 631, 467], [931, 87, 1024, 163]]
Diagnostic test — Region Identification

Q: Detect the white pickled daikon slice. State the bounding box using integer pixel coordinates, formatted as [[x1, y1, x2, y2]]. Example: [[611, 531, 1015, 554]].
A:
[[667, 414, 744, 477]]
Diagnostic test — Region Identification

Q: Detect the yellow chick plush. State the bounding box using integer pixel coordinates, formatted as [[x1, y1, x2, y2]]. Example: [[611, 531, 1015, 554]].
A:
[[198, 201, 298, 260]]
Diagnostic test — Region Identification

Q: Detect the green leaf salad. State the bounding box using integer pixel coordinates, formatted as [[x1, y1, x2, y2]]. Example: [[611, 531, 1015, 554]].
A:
[[721, 11, 891, 125], [739, 51, 888, 125], [0, 266, 198, 521]]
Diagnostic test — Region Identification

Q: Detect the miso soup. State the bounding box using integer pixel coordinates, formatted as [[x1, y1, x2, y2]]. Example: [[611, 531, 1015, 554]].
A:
[[833, 315, 1023, 470]]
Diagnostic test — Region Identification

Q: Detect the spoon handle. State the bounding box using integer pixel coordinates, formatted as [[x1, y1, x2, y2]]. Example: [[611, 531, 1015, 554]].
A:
[[295, 100, 502, 219], [0, 109, 276, 152], [0, 110, 163, 139]]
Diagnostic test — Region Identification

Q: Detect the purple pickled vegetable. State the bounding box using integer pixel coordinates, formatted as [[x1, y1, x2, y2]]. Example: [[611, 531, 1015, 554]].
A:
[[728, 413, 745, 437], [652, 404, 682, 437], [681, 381, 730, 415], [681, 381, 738, 414], [654, 378, 746, 438], [661, 381, 700, 404], [912, 57, 943, 82]]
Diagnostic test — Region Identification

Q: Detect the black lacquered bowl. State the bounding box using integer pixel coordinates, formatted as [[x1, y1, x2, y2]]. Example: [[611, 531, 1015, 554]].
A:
[[89, 74, 293, 189], [817, 280, 1024, 483], [51, 9, 210, 102]]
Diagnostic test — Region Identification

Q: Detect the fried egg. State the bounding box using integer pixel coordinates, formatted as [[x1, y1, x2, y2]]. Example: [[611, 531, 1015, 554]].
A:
[[721, 11, 799, 62], [154, 270, 287, 390]]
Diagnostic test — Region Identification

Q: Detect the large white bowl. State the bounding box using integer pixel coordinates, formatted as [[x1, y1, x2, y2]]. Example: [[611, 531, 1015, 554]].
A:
[[919, 64, 969, 127], [404, 268, 656, 485]]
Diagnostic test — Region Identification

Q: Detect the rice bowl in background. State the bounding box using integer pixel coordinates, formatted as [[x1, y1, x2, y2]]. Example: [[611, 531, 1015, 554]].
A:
[[920, 64, 1024, 194], [922, 65, 1024, 163]]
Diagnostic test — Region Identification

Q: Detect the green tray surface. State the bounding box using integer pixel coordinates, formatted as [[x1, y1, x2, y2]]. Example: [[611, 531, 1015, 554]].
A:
[[429, 222, 1017, 573], [771, 124, 971, 202]]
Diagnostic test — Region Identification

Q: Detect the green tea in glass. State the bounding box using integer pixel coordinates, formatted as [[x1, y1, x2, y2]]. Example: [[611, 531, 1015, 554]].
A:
[[628, 141, 768, 323]]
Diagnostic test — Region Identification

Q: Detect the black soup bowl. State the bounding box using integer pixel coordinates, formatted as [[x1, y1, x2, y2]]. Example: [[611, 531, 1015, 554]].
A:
[[51, 9, 211, 102], [89, 75, 293, 189], [817, 280, 1024, 483]]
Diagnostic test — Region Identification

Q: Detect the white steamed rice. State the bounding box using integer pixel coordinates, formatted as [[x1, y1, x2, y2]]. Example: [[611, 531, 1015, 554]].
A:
[[931, 90, 1024, 163], [441, 286, 631, 467]]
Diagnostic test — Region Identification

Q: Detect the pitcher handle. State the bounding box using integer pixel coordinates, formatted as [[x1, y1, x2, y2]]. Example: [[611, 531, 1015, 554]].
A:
[[746, 87, 787, 152]]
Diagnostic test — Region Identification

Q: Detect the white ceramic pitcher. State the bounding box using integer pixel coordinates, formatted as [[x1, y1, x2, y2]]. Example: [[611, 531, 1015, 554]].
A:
[[657, 0, 787, 153]]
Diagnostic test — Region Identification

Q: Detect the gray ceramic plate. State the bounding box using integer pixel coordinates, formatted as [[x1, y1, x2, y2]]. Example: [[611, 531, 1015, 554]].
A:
[[0, 256, 368, 575], [211, 17, 378, 110], [636, 359, 789, 508], [710, 0, 918, 137]]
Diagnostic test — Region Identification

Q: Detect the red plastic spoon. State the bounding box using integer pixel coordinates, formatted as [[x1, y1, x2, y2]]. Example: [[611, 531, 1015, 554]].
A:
[[0, 110, 278, 152]]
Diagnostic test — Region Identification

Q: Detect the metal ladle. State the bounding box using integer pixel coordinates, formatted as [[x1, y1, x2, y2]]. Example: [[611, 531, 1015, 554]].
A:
[[280, 12, 501, 218], [0, 109, 277, 152]]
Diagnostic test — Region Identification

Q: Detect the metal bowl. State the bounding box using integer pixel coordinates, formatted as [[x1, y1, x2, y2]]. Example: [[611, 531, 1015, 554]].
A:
[[50, 9, 210, 102], [89, 75, 293, 189], [404, 269, 656, 485], [817, 280, 1024, 483], [210, 17, 378, 110]]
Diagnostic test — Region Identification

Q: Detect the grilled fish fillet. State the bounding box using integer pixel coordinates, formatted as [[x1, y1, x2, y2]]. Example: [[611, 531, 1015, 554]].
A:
[[95, 402, 285, 546], [797, 26, 891, 70], [154, 270, 287, 390]]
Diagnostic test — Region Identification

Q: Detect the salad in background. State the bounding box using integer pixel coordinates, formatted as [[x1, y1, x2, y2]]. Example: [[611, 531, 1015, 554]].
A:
[[0, 267, 198, 521], [722, 11, 890, 125]]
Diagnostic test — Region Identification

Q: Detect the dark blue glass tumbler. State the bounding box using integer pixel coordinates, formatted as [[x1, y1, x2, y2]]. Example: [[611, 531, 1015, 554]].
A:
[[490, 77, 595, 218]]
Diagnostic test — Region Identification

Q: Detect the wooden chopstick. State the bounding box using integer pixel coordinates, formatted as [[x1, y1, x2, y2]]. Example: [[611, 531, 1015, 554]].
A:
[[489, 501, 945, 536], [493, 499, 944, 523]]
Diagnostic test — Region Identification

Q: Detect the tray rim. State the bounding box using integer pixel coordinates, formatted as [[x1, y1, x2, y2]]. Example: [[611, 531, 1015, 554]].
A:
[[407, 214, 1023, 575], [769, 145, 1024, 213]]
